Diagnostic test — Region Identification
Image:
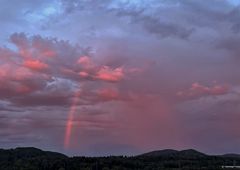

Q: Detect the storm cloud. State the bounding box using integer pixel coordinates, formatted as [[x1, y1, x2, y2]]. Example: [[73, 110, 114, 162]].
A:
[[0, 0, 240, 156]]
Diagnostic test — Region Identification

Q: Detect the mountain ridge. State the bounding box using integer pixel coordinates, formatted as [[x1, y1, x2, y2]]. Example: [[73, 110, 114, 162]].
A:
[[0, 147, 240, 169], [139, 149, 207, 158], [0, 147, 67, 158], [1, 147, 240, 157]]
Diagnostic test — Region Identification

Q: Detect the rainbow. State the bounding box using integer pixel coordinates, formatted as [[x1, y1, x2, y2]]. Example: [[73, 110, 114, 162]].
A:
[[64, 91, 81, 148]]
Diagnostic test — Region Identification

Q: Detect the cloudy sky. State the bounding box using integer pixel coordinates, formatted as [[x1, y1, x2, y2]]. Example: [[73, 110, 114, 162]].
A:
[[1, 0, 240, 156]]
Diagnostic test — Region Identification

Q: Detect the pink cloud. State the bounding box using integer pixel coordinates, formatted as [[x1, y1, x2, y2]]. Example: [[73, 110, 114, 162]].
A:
[[24, 59, 49, 71], [77, 56, 126, 82], [78, 56, 93, 68], [14, 67, 34, 80], [19, 49, 32, 58], [79, 71, 89, 78], [95, 66, 124, 82], [0, 33, 140, 108], [40, 50, 56, 58], [177, 82, 229, 99], [0, 64, 10, 77], [11, 33, 57, 59], [0, 64, 33, 82]]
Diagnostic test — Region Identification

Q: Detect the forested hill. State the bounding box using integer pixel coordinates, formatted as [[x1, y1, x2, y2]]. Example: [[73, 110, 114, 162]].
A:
[[139, 149, 207, 158], [0, 147, 240, 170]]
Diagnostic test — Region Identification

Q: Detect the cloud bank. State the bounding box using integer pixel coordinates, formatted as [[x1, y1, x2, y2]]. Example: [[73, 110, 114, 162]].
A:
[[1, 0, 240, 156]]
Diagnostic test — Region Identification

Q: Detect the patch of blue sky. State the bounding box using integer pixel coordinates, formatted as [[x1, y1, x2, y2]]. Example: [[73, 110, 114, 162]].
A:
[[228, 0, 240, 6], [24, 0, 62, 23]]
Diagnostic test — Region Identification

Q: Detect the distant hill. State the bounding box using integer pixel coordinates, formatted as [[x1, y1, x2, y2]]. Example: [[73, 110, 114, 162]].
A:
[[140, 149, 178, 157], [0, 147, 68, 170], [0, 147, 240, 170], [140, 149, 207, 158], [178, 149, 207, 158], [0, 147, 67, 159], [221, 153, 240, 158]]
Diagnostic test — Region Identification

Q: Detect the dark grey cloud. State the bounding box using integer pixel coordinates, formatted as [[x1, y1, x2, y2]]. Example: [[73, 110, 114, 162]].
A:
[[57, 0, 240, 40], [59, 0, 195, 39]]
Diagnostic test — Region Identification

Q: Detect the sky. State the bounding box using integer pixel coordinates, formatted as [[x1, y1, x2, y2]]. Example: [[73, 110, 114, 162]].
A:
[[0, 0, 240, 156]]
